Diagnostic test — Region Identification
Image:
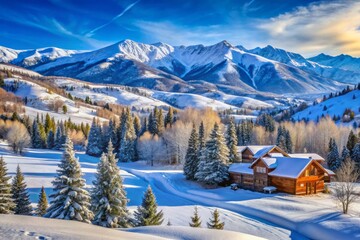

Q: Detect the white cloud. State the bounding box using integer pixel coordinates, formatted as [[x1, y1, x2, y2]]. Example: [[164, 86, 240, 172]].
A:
[[257, 1, 360, 56]]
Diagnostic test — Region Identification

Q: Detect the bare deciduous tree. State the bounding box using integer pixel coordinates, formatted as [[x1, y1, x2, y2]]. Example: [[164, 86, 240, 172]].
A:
[[138, 132, 164, 166], [332, 157, 359, 214], [48, 99, 64, 113], [6, 122, 31, 154]]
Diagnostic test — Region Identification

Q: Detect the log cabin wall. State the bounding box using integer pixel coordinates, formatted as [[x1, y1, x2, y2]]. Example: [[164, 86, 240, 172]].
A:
[[229, 172, 254, 189], [241, 148, 254, 163], [252, 160, 269, 191], [268, 176, 296, 194]]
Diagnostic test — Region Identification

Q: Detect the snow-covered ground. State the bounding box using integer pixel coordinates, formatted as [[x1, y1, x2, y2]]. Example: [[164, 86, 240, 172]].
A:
[[1, 143, 359, 239], [4, 78, 105, 124], [293, 90, 360, 125]]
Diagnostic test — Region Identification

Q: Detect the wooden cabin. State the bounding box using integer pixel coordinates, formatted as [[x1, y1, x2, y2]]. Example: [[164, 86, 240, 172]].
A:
[[229, 157, 330, 195], [237, 145, 289, 163]]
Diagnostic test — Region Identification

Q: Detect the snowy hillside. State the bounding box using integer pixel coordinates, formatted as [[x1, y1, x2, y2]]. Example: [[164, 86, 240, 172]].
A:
[[1, 40, 346, 95], [1, 143, 360, 240], [3, 78, 103, 124], [293, 90, 360, 124]]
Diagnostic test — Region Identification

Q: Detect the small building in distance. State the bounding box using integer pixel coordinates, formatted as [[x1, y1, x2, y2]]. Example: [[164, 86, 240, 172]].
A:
[[229, 145, 335, 195]]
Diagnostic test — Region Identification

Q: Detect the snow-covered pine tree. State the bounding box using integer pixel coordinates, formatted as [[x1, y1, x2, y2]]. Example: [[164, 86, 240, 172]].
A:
[[341, 146, 351, 164], [119, 111, 137, 162], [54, 124, 63, 150], [134, 185, 164, 226], [327, 138, 341, 171], [207, 209, 224, 230], [92, 141, 129, 228], [198, 121, 205, 153], [184, 124, 199, 180], [0, 156, 14, 214], [86, 118, 102, 157], [37, 186, 48, 216], [45, 136, 93, 223], [47, 130, 55, 149], [276, 126, 286, 151], [285, 129, 293, 153], [195, 123, 229, 186], [11, 165, 32, 215], [351, 143, 360, 170], [189, 206, 201, 227], [226, 118, 239, 163]]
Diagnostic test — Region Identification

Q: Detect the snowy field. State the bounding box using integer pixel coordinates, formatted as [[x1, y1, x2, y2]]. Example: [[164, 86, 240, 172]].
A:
[[1, 143, 360, 239]]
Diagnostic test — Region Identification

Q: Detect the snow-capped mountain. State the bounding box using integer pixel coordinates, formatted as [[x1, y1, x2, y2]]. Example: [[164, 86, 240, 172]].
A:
[[308, 53, 360, 74], [0, 40, 352, 95], [0, 46, 78, 67], [247, 45, 360, 84]]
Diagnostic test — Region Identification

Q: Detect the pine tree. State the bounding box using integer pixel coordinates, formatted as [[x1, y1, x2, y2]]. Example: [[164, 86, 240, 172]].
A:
[[207, 209, 224, 230], [341, 146, 351, 164], [37, 186, 48, 216], [352, 143, 360, 170], [184, 124, 199, 180], [226, 118, 239, 163], [0, 156, 14, 214], [285, 129, 293, 153], [54, 124, 66, 150], [119, 110, 137, 162], [47, 130, 55, 149], [45, 136, 93, 223], [189, 206, 201, 227], [327, 138, 341, 171], [133, 115, 141, 136], [195, 123, 229, 185], [86, 118, 102, 157], [276, 126, 286, 150], [164, 107, 174, 128], [134, 186, 164, 226], [11, 165, 32, 215], [198, 121, 205, 153], [92, 141, 129, 228], [157, 108, 164, 134], [32, 120, 46, 148], [347, 130, 358, 155]]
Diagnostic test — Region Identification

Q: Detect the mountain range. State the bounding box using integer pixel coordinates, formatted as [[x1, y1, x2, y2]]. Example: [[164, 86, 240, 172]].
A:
[[1, 40, 359, 96]]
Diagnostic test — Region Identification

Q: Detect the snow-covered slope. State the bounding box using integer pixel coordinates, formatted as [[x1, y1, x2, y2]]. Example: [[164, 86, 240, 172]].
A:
[[2, 40, 342, 95], [292, 89, 360, 123], [4, 78, 102, 124], [248, 46, 360, 84]]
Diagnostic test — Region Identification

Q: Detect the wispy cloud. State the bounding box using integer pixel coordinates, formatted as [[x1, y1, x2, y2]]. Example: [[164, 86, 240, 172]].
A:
[[256, 1, 360, 56], [85, 0, 140, 37]]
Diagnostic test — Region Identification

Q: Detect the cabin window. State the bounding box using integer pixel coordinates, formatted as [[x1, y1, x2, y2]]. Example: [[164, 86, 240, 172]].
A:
[[256, 167, 266, 173]]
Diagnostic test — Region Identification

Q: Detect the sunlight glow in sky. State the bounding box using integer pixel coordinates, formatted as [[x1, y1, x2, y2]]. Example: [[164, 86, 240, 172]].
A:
[[1, 0, 359, 57]]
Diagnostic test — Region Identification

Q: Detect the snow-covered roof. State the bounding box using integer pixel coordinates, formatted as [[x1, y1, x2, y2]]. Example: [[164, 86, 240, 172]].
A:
[[228, 163, 253, 175], [324, 168, 336, 176], [237, 145, 274, 155], [253, 146, 277, 159], [268, 153, 284, 158], [289, 153, 325, 161], [261, 157, 278, 168], [268, 157, 313, 179]]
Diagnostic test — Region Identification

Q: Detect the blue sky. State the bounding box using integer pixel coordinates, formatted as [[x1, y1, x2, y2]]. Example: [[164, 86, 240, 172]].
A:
[[1, 0, 359, 56]]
